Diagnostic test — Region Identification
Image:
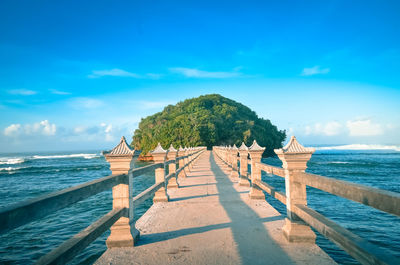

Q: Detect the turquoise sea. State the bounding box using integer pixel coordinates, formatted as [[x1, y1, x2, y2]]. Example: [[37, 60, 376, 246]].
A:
[[0, 146, 399, 264]]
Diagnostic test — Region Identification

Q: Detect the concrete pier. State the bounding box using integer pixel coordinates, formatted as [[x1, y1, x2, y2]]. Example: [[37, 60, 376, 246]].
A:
[[95, 151, 335, 265]]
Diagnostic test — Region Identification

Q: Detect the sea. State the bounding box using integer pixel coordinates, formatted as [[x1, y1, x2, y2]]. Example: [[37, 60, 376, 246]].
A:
[[0, 145, 399, 264]]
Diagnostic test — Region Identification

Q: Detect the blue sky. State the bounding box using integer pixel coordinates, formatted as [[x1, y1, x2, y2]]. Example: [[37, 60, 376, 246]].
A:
[[1, 0, 399, 152]]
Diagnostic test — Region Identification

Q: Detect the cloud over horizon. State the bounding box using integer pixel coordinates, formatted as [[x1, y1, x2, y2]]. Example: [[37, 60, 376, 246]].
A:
[[88, 68, 161, 79], [7, 89, 37, 96], [169, 67, 242, 78], [301, 66, 330, 76]]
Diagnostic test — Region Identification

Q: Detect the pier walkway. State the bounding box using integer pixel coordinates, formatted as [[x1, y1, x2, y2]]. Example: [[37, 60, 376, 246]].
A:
[[95, 151, 334, 265]]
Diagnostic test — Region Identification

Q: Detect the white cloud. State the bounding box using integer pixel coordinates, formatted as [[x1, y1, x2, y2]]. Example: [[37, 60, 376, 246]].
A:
[[24, 120, 57, 136], [100, 123, 114, 142], [49, 89, 70, 95], [346, 119, 384, 136], [70, 97, 104, 109], [146, 73, 163, 79], [88, 69, 162, 79], [4, 120, 56, 137], [301, 66, 330, 76], [169, 67, 241, 78], [8, 89, 37, 95], [4, 124, 21, 136], [88, 68, 141, 78], [305, 121, 343, 136]]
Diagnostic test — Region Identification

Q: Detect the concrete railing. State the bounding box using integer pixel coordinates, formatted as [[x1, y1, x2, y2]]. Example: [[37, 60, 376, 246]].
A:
[[213, 136, 400, 265], [0, 136, 205, 265]]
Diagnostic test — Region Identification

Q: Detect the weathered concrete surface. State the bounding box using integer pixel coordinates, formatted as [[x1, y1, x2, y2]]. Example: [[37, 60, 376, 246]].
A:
[[95, 151, 335, 265]]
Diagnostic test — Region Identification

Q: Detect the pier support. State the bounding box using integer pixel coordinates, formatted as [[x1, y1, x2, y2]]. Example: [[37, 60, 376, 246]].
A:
[[152, 143, 169, 202], [275, 136, 316, 243], [249, 140, 266, 199], [167, 144, 179, 188], [104, 137, 140, 247], [238, 142, 250, 186]]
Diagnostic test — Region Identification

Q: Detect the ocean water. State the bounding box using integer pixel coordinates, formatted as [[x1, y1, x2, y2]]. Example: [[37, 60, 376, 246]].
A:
[[0, 147, 399, 264]]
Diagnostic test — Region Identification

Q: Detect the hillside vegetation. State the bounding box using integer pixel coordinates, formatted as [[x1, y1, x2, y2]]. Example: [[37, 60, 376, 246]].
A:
[[132, 94, 286, 156]]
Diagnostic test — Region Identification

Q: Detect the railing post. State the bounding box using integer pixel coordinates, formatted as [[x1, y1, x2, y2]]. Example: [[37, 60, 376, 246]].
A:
[[104, 137, 140, 247], [224, 146, 229, 164], [178, 146, 186, 178], [188, 147, 193, 171], [275, 136, 316, 243], [184, 147, 190, 172], [167, 144, 179, 188], [229, 144, 239, 178], [151, 143, 169, 202], [248, 140, 266, 199], [238, 142, 250, 186]]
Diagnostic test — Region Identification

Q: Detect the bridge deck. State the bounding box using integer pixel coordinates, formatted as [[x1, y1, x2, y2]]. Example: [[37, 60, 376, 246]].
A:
[[96, 151, 335, 265]]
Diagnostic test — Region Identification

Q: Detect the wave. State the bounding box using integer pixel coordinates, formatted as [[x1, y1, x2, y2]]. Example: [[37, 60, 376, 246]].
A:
[[0, 158, 25, 165], [32, 153, 100, 160], [0, 166, 28, 172], [315, 144, 400, 152]]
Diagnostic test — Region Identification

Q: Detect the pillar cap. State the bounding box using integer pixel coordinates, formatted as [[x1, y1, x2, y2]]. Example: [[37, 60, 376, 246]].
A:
[[274, 136, 315, 155], [178, 145, 184, 151], [249, 140, 265, 152], [103, 136, 137, 157], [151, 143, 167, 154], [232, 144, 238, 150], [238, 142, 248, 151], [168, 144, 177, 152]]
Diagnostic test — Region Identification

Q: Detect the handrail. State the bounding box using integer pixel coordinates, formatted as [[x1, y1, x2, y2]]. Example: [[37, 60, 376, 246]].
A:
[[256, 162, 285, 178], [293, 172, 400, 217], [293, 204, 398, 265], [35, 208, 127, 265], [0, 173, 127, 234], [253, 180, 286, 205]]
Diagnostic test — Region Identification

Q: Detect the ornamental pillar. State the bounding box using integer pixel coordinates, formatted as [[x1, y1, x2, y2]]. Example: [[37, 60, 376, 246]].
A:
[[238, 142, 250, 186], [248, 140, 265, 199], [151, 143, 169, 202], [275, 136, 316, 243], [104, 137, 140, 247], [167, 144, 179, 188]]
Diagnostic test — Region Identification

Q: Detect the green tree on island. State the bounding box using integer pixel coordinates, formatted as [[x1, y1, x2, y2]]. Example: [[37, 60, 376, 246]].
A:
[[131, 94, 286, 157]]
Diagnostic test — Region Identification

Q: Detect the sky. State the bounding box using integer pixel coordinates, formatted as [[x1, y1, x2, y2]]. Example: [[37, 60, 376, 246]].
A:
[[0, 0, 399, 152]]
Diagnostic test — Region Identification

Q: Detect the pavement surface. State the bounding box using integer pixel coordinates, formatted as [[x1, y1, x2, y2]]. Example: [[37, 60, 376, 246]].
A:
[[95, 151, 336, 265]]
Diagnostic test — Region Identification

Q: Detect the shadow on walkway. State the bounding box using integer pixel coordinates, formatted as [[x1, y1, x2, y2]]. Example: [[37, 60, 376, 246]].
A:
[[210, 152, 294, 265]]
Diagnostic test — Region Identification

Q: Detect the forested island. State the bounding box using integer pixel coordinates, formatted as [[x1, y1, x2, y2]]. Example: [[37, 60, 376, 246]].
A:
[[131, 94, 286, 158]]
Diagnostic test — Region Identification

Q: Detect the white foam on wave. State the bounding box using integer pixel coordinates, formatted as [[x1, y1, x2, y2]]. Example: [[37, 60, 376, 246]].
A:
[[0, 158, 25, 165], [32, 153, 100, 160], [0, 166, 28, 172], [315, 144, 400, 152]]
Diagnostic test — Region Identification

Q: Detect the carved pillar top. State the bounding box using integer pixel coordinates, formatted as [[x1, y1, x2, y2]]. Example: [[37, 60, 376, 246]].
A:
[[167, 144, 178, 160], [274, 136, 315, 171], [151, 143, 168, 163], [103, 136, 138, 175], [178, 145, 185, 157], [238, 142, 248, 156], [248, 140, 265, 161]]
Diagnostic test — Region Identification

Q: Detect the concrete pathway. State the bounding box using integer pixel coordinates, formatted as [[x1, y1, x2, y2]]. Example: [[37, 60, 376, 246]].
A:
[[95, 151, 335, 265]]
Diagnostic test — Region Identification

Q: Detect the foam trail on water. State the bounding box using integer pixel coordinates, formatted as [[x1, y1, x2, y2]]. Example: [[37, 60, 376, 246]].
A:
[[315, 144, 400, 152], [0, 166, 28, 171], [0, 158, 25, 165], [32, 153, 100, 159]]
